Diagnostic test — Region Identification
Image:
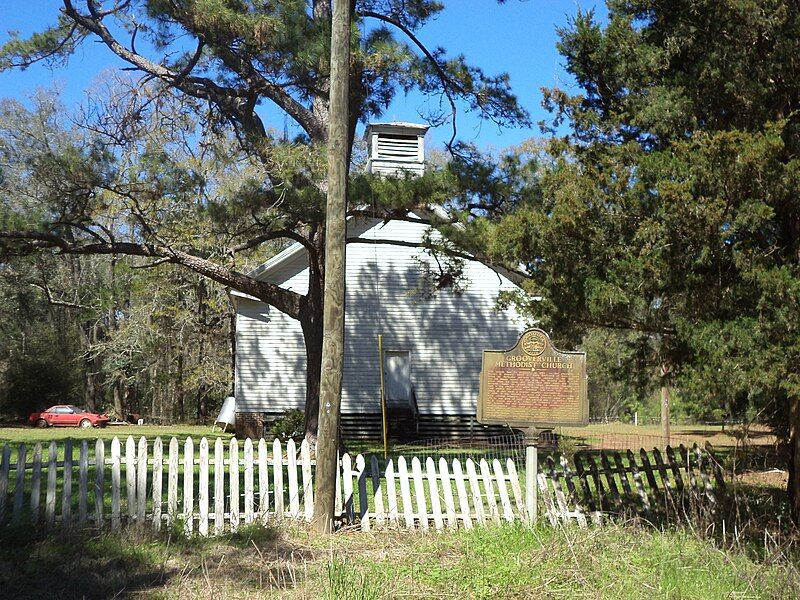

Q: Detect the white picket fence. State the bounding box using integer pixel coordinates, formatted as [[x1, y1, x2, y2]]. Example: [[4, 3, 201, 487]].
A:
[[0, 436, 536, 534], [338, 453, 532, 531], [0, 436, 314, 534]]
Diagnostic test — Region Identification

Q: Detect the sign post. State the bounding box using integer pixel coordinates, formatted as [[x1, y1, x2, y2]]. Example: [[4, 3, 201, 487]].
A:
[[525, 426, 538, 526], [477, 328, 588, 526]]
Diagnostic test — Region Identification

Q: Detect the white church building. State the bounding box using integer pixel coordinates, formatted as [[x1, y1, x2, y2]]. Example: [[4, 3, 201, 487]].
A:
[[232, 123, 527, 439]]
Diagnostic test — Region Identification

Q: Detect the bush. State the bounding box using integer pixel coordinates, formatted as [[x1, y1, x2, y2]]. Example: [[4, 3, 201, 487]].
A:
[[269, 409, 305, 441]]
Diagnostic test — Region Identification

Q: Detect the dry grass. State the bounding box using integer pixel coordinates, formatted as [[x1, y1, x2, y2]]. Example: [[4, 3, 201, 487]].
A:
[[561, 422, 777, 448]]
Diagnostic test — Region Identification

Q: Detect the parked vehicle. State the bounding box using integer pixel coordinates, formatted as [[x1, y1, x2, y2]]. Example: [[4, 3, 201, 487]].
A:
[[28, 405, 110, 429]]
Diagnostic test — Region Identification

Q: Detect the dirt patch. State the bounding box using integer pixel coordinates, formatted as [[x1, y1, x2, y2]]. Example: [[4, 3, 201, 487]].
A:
[[738, 469, 788, 489]]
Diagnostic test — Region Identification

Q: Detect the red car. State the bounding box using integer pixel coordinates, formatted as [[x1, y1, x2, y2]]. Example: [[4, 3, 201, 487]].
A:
[[29, 405, 110, 429]]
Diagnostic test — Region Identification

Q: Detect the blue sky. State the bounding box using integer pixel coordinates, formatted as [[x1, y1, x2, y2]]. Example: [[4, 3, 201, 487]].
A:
[[0, 1, 608, 150]]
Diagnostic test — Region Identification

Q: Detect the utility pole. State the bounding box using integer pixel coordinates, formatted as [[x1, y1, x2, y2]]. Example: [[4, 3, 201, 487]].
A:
[[313, 0, 350, 534]]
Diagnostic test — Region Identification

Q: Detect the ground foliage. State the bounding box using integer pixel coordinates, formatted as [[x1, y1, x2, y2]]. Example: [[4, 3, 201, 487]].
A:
[[0, 521, 796, 599]]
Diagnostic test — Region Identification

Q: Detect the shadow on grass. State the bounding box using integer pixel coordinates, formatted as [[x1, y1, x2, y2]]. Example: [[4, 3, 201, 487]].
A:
[[0, 525, 174, 599], [0, 522, 313, 599]]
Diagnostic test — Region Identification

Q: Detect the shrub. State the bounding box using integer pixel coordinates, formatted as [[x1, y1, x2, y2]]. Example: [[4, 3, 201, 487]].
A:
[[269, 409, 305, 441]]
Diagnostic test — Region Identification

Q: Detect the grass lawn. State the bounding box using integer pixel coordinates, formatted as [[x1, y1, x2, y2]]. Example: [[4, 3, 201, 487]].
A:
[[0, 424, 233, 446], [0, 520, 797, 599]]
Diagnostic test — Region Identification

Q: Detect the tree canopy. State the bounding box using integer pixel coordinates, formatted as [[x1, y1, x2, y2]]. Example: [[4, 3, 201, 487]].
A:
[[453, 0, 800, 519]]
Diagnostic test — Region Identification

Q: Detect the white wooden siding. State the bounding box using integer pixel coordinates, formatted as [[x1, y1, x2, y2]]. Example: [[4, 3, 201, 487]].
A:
[[235, 216, 526, 415]]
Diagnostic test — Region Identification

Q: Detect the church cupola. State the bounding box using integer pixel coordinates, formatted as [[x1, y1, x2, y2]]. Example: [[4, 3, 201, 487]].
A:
[[365, 122, 428, 177]]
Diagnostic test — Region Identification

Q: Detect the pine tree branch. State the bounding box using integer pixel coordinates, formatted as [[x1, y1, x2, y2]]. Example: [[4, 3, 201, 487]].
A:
[[358, 10, 459, 149], [0, 230, 303, 318]]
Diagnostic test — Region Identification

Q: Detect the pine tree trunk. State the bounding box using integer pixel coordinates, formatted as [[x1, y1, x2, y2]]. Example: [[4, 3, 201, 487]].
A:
[[789, 395, 800, 524], [301, 254, 325, 444], [302, 315, 323, 443]]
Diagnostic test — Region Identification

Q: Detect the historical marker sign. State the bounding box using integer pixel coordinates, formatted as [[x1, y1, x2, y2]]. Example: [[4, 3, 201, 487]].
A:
[[477, 328, 588, 428]]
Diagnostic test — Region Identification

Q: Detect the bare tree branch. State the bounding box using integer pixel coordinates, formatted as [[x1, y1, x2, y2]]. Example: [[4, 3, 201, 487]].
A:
[[29, 282, 88, 309]]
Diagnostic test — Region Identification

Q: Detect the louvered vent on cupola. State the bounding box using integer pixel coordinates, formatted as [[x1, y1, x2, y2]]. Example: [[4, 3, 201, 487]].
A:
[[365, 122, 429, 177]]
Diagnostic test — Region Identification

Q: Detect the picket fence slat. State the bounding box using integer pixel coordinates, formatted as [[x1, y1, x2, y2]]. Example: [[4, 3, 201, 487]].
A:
[[258, 439, 269, 524], [465, 459, 485, 526], [273, 439, 284, 520], [244, 438, 255, 524], [214, 437, 225, 534], [398, 457, 414, 528], [537, 472, 559, 526], [371, 455, 385, 526], [493, 459, 514, 524], [439, 458, 457, 530], [411, 457, 428, 530], [386, 458, 399, 526], [286, 439, 299, 519], [559, 456, 587, 528], [300, 439, 313, 522], [152, 438, 163, 530], [78, 441, 88, 525], [506, 458, 526, 521], [136, 437, 147, 523], [356, 454, 370, 531], [125, 437, 136, 523], [479, 459, 500, 525], [426, 457, 444, 531], [13, 443, 26, 524], [199, 437, 209, 536], [111, 438, 121, 530], [94, 440, 104, 526], [183, 437, 194, 534], [695, 444, 716, 507], [452, 459, 473, 530], [626, 450, 651, 518], [545, 456, 570, 525], [32, 443, 43, 525], [230, 438, 240, 532], [573, 456, 595, 514], [341, 453, 353, 524], [167, 438, 179, 525], [62, 440, 73, 527]]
